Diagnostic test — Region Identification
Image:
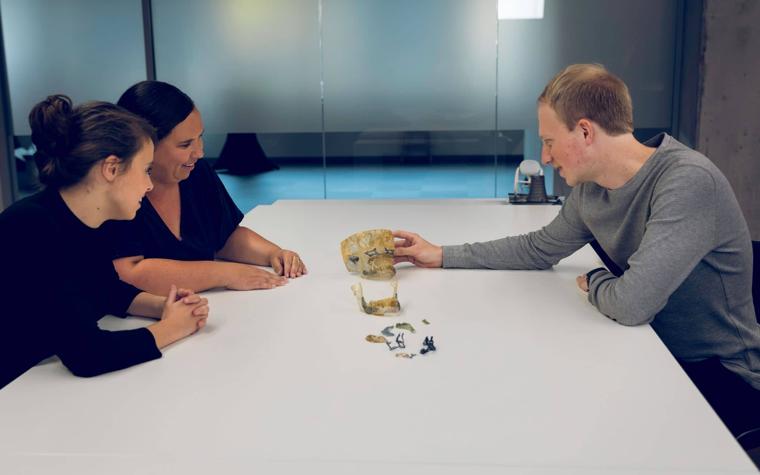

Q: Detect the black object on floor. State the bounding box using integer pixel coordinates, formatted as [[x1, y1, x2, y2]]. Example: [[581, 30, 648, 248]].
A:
[[214, 133, 279, 176], [508, 193, 562, 205]]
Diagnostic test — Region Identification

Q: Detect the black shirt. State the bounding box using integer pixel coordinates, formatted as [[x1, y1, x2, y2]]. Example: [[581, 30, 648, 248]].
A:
[[102, 159, 244, 261], [0, 188, 161, 389]]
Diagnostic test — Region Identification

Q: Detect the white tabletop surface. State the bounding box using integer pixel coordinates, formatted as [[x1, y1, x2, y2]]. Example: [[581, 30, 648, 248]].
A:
[[0, 201, 756, 474], [271, 198, 511, 206]]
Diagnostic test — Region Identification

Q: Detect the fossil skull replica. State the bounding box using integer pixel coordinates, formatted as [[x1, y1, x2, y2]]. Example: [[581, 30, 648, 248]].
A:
[[340, 229, 396, 280]]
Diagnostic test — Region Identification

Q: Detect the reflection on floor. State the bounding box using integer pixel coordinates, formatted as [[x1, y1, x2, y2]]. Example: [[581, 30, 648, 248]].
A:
[[219, 162, 554, 213]]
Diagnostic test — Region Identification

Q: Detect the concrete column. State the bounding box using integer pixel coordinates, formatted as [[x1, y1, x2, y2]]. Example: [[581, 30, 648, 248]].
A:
[[697, 0, 760, 240]]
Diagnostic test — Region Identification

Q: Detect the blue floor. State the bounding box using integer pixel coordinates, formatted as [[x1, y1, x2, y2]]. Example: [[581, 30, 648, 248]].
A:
[[219, 162, 554, 213]]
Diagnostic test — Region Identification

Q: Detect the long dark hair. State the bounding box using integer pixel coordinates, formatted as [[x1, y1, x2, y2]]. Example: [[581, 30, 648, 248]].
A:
[[117, 81, 195, 141], [29, 95, 156, 189]]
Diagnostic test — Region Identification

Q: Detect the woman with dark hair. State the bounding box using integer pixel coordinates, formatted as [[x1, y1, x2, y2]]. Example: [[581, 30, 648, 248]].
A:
[[0, 95, 210, 389], [101, 81, 306, 295]]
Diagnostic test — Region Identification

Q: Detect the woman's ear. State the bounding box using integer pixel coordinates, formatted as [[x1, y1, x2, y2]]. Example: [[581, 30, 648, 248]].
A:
[[101, 155, 121, 183]]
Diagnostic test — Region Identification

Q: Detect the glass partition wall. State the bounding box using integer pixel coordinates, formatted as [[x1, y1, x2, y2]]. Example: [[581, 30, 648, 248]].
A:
[[0, 0, 146, 196], [0, 0, 678, 211], [322, 0, 501, 199], [152, 0, 325, 209]]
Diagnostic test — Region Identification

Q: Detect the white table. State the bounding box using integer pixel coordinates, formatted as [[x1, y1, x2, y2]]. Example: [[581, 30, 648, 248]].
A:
[[0, 201, 756, 474]]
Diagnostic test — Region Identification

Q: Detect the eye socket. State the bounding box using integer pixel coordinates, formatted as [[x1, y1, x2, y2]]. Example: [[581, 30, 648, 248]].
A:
[[365, 248, 380, 257]]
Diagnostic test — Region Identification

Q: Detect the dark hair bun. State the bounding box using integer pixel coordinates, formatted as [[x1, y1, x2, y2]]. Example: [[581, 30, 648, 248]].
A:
[[29, 95, 76, 186], [26, 95, 155, 189], [29, 95, 74, 157]]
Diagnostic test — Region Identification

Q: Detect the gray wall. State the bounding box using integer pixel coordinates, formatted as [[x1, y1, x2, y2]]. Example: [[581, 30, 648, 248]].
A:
[[697, 0, 760, 240]]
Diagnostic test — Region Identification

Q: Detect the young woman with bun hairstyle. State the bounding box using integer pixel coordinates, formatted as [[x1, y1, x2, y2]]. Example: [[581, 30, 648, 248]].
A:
[[99, 81, 306, 296], [0, 95, 210, 388]]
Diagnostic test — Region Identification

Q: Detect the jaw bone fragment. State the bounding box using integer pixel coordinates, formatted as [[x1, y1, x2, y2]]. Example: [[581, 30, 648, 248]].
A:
[[351, 280, 400, 316]]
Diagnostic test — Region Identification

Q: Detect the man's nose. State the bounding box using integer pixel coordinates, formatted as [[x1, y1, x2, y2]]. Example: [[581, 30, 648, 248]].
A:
[[541, 146, 551, 165]]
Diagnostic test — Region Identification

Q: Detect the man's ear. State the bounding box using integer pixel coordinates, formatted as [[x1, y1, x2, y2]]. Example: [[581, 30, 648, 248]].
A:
[[577, 119, 594, 144], [101, 155, 121, 183]]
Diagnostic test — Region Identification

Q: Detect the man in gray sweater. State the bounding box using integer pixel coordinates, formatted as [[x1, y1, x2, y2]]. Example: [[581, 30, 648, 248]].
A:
[[394, 64, 760, 439]]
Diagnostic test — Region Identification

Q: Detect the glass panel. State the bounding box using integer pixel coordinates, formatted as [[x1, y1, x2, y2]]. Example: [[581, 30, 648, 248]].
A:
[[497, 0, 677, 194], [0, 0, 146, 133], [322, 0, 503, 199], [0, 0, 146, 196], [152, 0, 324, 211]]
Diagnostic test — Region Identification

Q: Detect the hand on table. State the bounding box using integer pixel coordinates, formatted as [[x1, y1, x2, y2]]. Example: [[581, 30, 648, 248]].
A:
[[392, 230, 443, 268], [175, 288, 210, 317], [150, 285, 209, 348], [576, 274, 589, 292], [270, 249, 307, 278], [226, 263, 288, 290]]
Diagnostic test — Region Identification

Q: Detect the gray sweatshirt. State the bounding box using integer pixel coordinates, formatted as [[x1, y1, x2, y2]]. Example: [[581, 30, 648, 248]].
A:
[[443, 133, 760, 389]]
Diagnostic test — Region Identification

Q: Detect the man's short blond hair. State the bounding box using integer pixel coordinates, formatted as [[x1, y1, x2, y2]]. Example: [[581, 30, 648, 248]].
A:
[[538, 64, 634, 135]]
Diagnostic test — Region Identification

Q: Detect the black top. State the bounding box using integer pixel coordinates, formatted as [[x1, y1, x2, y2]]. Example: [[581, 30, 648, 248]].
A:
[[101, 159, 244, 261], [0, 189, 161, 389]]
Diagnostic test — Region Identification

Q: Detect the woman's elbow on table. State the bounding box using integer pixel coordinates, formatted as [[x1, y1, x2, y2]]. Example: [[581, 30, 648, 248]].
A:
[[113, 256, 146, 286], [59, 356, 106, 378]]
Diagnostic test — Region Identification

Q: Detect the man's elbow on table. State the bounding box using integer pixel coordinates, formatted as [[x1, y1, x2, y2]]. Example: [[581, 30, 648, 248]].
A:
[[608, 310, 656, 327], [594, 298, 658, 326], [590, 286, 660, 326]]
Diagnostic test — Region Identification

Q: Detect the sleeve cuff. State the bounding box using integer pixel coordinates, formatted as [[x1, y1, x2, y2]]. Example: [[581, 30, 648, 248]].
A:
[[441, 245, 468, 268], [139, 327, 163, 359], [115, 283, 142, 317], [586, 267, 607, 284]]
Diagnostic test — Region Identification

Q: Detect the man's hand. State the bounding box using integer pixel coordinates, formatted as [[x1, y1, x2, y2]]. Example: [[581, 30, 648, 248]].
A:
[[269, 249, 307, 278], [576, 274, 589, 292], [392, 230, 443, 268]]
